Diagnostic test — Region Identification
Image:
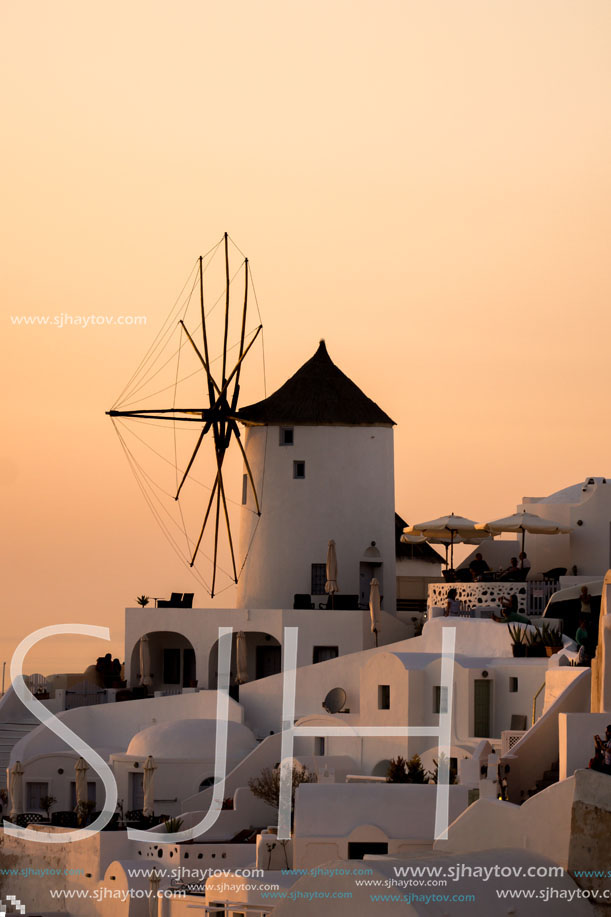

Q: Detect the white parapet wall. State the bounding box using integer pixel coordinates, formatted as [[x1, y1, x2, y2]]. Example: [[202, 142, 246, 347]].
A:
[[293, 783, 469, 869]]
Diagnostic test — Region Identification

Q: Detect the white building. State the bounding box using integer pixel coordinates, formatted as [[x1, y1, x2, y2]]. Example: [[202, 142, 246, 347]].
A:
[[2, 347, 610, 916], [519, 476, 611, 577]]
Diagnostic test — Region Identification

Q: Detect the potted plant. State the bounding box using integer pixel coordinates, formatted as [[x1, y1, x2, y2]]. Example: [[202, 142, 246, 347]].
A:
[[40, 794, 57, 822], [136, 595, 150, 608], [75, 800, 96, 827], [526, 626, 546, 657], [541, 623, 563, 656], [507, 623, 527, 657]]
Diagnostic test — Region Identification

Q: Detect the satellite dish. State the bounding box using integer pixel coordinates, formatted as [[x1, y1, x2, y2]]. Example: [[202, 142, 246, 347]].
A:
[[322, 687, 347, 714]]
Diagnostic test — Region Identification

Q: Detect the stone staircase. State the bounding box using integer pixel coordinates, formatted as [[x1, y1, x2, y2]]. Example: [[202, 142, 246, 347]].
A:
[[526, 759, 559, 800], [0, 720, 39, 789]]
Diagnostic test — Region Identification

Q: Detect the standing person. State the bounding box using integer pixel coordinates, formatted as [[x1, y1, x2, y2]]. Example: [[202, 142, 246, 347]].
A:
[[580, 585, 593, 617], [444, 588, 461, 617], [575, 617, 590, 666], [501, 765, 510, 801]]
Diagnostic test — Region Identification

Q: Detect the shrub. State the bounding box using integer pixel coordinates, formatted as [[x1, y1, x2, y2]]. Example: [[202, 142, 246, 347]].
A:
[[248, 763, 317, 809]]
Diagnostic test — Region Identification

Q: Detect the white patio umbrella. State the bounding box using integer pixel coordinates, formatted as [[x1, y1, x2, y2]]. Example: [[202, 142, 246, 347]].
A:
[[475, 510, 571, 566], [143, 755, 157, 817], [369, 578, 381, 648], [8, 760, 24, 820], [139, 634, 152, 687], [236, 631, 249, 685], [401, 529, 489, 566], [325, 539, 339, 607], [75, 757, 89, 811], [406, 514, 483, 569], [399, 533, 428, 544]]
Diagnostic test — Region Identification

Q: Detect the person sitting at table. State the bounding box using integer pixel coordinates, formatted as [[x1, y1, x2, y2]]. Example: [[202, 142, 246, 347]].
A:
[[469, 552, 490, 581], [518, 551, 531, 570], [492, 594, 529, 624], [500, 557, 520, 581], [444, 588, 462, 617]]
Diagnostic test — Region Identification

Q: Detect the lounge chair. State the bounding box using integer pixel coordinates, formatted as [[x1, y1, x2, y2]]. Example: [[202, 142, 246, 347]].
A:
[[294, 594, 314, 609], [157, 592, 183, 608]]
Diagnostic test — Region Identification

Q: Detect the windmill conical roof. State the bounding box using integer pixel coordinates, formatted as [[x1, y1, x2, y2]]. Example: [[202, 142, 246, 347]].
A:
[[238, 340, 395, 426]]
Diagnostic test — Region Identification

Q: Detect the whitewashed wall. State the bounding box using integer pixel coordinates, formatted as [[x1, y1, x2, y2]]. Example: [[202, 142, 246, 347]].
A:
[[236, 424, 396, 612]]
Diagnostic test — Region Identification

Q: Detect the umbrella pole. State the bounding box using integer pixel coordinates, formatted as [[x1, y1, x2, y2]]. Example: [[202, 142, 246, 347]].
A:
[[521, 529, 525, 567], [450, 533, 454, 570]]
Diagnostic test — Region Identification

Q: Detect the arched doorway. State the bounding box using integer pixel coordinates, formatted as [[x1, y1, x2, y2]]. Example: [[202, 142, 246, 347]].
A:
[[130, 631, 197, 693], [371, 759, 391, 778], [207, 631, 281, 691]]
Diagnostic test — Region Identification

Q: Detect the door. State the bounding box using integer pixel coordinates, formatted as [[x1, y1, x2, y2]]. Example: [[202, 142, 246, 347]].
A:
[[183, 647, 196, 686], [359, 562, 382, 607], [255, 645, 281, 679], [473, 679, 492, 737], [347, 842, 388, 860], [130, 771, 144, 811]]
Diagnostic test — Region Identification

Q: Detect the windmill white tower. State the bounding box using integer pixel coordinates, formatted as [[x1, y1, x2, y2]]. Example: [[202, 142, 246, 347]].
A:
[[236, 341, 397, 612]]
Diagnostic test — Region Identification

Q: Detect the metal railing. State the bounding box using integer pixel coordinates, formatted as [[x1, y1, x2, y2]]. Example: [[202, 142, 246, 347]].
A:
[[532, 682, 546, 725]]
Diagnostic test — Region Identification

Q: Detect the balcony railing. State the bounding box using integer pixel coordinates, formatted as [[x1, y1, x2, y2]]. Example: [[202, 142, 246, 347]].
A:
[[428, 581, 560, 615]]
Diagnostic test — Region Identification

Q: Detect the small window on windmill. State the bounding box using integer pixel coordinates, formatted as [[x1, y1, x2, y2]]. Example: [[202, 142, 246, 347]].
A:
[[280, 427, 294, 446], [434, 685, 448, 714], [311, 563, 326, 594], [509, 677, 518, 693], [293, 460, 306, 479], [241, 474, 248, 505], [378, 684, 390, 710]]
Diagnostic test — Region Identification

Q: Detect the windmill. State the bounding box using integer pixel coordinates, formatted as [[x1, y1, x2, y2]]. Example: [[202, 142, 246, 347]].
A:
[[107, 233, 263, 597]]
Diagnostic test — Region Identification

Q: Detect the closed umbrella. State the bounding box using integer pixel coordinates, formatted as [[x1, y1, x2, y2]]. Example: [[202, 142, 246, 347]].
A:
[[369, 578, 381, 648], [236, 631, 248, 685], [325, 539, 339, 609], [406, 514, 482, 569], [75, 757, 89, 812], [149, 870, 161, 917], [143, 755, 157, 818], [476, 510, 571, 566], [139, 634, 152, 687], [8, 760, 24, 820]]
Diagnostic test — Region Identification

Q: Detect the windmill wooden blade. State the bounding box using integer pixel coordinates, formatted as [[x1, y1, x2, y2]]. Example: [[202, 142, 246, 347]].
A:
[[107, 234, 264, 597], [190, 472, 219, 568], [175, 426, 206, 501]]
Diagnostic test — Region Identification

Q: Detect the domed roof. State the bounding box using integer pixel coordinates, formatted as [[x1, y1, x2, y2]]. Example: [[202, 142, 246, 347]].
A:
[[536, 477, 609, 504], [238, 340, 394, 426], [126, 718, 257, 760]]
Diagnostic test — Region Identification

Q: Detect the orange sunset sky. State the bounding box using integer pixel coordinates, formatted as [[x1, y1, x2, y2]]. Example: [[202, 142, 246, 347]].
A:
[[2, 0, 611, 679]]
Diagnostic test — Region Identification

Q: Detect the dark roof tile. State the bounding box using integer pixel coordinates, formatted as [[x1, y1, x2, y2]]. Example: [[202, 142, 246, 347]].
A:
[[238, 340, 394, 426]]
